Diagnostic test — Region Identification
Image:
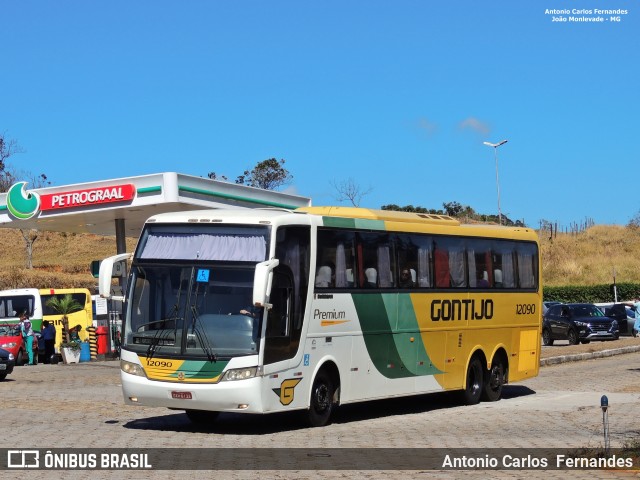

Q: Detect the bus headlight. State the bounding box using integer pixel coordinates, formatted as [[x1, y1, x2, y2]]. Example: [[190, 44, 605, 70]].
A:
[[120, 360, 146, 377], [221, 367, 258, 381]]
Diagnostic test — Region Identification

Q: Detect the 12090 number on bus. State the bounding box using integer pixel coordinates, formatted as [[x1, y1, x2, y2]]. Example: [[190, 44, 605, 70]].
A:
[[516, 304, 536, 315]]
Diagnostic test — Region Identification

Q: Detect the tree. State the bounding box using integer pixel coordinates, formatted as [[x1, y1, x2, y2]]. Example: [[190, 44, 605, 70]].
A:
[[0, 134, 49, 193], [12, 173, 50, 269], [629, 211, 640, 230], [46, 294, 83, 344], [331, 178, 373, 207], [443, 201, 465, 217], [0, 133, 23, 172], [21, 229, 39, 269], [207, 172, 228, 182], [381, 204, 444, 214], [208, 158, 293, 190]]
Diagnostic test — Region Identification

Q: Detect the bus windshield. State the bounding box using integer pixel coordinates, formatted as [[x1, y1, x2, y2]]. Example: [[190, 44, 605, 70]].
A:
[[124, 224, 270, 359], [126, 264, 263, 359]]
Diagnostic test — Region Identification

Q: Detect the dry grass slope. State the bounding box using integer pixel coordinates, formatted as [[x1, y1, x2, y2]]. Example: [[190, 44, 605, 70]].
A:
[[0, 229, 137, 290], [540, 225, 640, 286], [0, 224, 638, 290]]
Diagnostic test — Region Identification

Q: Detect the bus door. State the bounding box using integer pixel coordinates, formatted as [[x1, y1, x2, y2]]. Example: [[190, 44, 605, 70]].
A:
[[261, 226, 310, 411]]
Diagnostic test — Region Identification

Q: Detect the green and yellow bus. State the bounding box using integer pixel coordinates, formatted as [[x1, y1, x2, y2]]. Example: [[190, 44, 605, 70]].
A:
[[100, 206, 541, 427]]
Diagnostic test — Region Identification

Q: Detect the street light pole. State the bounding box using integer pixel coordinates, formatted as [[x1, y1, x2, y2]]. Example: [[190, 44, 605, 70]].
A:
[[483, 139, 508, 225]]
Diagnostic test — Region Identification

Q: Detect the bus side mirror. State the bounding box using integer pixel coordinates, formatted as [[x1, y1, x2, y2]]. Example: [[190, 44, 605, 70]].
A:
[[98, 253, 132, 301], [253, 259, 280, 309]]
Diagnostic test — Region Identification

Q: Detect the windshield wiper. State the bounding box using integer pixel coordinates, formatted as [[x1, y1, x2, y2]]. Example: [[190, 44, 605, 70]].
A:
[[145, 286, 185, 359], [144, 304, 181, 360], [145, 325, 177, 360], [189, 305, 217, 363]]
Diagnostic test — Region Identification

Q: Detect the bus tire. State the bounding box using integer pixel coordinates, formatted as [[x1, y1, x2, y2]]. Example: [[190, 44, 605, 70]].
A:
[[307, 370, 335, 427], [184, 409, 219, 425], [481, 359, 505, 402], [463, 357, 483, 405]]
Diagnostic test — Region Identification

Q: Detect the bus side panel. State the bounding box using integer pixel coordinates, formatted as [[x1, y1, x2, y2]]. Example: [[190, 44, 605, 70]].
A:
[[512, 328, 540, 381]]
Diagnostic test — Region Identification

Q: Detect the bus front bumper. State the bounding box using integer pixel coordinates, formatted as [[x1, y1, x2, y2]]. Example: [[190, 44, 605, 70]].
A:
[[121, 370, 265, 414]]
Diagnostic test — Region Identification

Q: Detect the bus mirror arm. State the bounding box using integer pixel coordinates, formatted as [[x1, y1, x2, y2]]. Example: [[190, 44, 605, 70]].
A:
[[253, 259, 280, 309], [98, 253, 132, 300]]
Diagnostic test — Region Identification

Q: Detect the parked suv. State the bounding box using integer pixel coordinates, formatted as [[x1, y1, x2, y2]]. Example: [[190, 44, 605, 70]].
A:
[[542, 303, 619, 345]]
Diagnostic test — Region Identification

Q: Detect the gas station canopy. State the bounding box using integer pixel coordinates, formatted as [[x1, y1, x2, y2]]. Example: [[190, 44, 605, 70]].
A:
[[0, 172, 311, 252]]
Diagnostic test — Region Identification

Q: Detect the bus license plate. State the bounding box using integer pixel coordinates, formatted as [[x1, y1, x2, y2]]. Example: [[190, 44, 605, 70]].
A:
[[171, 391, 192, 400]]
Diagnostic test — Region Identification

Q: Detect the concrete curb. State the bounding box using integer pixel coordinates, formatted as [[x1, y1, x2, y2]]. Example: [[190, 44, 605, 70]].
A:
[[540, 344, 640, 366]]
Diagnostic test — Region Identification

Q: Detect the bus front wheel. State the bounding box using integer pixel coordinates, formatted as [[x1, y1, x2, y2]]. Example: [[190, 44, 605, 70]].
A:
[[463, 357, 483, 405], [307, 370, 335, 427]]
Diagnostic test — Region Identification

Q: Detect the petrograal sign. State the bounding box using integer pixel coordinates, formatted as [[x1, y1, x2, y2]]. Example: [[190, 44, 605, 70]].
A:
[[6, 182, 136, 220]]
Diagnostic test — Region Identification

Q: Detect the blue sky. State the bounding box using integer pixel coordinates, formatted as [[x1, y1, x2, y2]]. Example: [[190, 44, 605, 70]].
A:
[[2, 1, 637, 228]]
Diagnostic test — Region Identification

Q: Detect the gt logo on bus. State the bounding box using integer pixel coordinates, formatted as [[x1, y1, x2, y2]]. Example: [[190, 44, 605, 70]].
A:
[[430, 299, 494, 321], [273, 378, 302, 406]]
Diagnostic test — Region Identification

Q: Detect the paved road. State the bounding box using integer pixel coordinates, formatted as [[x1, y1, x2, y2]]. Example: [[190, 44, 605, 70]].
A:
[[2, 344, 640, 480]]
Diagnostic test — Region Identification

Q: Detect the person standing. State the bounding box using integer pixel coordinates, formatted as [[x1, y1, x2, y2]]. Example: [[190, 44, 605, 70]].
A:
[[633, 298, 640, 337], [19, 313, 36, 365], [70, 325, 82, 342], [41, 320, 56, 364], [623, 298, 640, 337]]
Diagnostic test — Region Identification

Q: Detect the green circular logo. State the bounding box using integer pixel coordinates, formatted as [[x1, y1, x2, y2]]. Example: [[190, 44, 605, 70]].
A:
[[7, 182, 41, 220]]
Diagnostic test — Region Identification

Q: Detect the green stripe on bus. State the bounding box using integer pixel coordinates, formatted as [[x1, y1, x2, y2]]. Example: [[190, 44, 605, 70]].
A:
[[171, 359, 228, 380], [352, 293, 441, 379], [354, 219, 385, 230], [322, 217, 356, 228], [322, 217, 386, 230]]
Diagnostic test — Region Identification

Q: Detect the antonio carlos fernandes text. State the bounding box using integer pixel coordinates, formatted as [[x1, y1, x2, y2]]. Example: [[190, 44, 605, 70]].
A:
[[442, 454, 634, 469]]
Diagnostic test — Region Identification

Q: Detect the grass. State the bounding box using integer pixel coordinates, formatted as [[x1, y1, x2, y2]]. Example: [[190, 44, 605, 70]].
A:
[[540, 225, 640, 286], [0, 224, 639, 290], [0, 229, 137, 290]]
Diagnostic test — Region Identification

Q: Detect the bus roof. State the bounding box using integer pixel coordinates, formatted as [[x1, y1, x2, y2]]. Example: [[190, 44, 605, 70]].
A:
[[144, 207, 538, 242], [296, 206, 460, 226]]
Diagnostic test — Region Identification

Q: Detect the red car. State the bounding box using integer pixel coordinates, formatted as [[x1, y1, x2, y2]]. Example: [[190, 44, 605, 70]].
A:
[[0, 324, 39, 365]]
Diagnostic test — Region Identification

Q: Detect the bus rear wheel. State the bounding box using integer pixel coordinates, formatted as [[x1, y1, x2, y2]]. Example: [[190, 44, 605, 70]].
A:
[[481, 360, 505, 402], [463, 357, 483, 405], [307, 371, 335, 427]]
